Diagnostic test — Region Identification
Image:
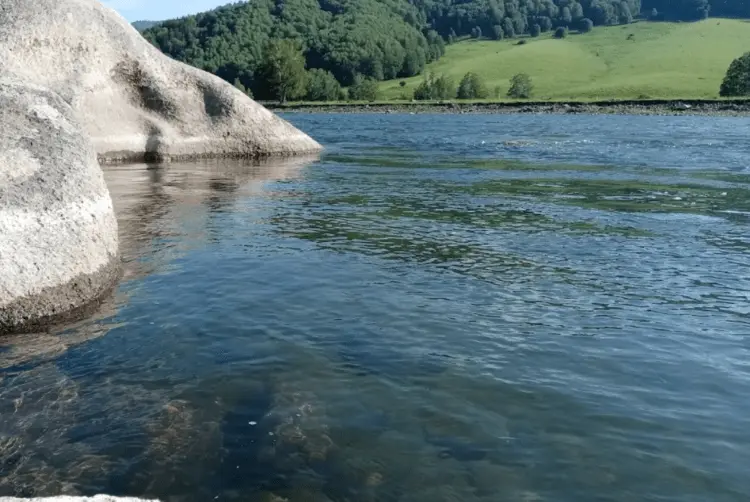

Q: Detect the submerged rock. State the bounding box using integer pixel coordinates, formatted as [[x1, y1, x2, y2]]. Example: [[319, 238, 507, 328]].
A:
[[0, 0, 320, 334], [0, 365, 113, 497]]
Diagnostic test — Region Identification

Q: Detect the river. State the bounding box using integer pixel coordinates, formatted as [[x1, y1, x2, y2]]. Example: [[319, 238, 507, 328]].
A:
[[1, 113, 749, 501]]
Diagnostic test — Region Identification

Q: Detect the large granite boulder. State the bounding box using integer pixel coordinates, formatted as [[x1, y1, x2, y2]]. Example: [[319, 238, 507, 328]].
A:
[[0, 0, 321, 334], [0, 0, 321, 161], [0, 80, 120, 335]]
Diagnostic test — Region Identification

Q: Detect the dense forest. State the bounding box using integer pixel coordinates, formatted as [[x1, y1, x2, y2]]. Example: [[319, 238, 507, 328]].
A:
[[142, 0, 750, 98]]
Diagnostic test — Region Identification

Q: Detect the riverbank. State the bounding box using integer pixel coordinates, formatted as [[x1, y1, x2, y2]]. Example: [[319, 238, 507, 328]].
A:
[[268, 99, 750, 116]]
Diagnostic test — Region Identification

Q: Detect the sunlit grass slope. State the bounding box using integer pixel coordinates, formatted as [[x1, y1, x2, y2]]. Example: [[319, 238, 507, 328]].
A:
[[379, 19, 750, 100]]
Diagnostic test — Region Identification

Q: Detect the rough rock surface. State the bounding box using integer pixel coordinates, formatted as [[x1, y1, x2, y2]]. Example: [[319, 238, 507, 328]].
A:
[[0, 0, 320, 334], [0, 80, 120, 335], [0, 0, 321, 162]]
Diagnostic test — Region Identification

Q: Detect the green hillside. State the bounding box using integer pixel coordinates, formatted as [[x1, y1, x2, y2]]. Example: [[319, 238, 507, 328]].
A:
[[379, 19, 750, 100]]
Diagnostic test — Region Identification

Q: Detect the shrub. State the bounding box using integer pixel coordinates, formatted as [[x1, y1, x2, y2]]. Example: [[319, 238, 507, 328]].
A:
[[399, 80, 407, 87], [305, 68, 342, 101], [348, 75, 379, 101], [507, 73, 533, 99], [530, 24, 541, 37], [720, 52, 750, 97], [579, 18, 593, 33], [457, 72, 489, 99], [554, 26, 568, 39]]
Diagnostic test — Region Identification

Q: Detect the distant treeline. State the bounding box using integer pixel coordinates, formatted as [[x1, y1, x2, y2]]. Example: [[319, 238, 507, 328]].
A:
[[141, 0, 750, 97], [644, 0, 749, 21]]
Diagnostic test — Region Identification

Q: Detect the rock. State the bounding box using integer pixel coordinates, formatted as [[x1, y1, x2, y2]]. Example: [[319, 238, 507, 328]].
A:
[[0, 0, 321, 162], [0, 0, 320, 334], [0, 79, 120, 335]]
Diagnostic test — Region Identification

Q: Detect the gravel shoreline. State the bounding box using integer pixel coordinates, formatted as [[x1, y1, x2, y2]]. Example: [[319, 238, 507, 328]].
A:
[[269, 100, 750, 116]]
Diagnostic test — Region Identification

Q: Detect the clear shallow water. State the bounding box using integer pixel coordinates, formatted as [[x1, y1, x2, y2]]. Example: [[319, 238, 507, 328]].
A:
[[2, 114, 750, 501]]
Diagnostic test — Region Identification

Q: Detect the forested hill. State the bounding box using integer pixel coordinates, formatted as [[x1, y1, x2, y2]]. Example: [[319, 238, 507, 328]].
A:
[[132, 20, 159, 31], [142, 0, 750, 96]]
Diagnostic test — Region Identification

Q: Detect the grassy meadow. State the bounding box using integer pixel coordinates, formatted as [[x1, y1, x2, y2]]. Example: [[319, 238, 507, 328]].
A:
[[378, 19, 750, 101]]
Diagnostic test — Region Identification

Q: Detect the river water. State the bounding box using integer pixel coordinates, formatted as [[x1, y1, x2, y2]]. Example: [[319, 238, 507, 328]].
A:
[[1, 114, 750, 501]]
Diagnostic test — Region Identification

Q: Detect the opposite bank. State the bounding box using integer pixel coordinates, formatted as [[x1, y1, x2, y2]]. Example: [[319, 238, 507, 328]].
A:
[[268, 99, 750, 116]]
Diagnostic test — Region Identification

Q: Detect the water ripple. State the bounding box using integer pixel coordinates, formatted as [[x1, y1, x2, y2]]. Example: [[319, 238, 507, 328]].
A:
[[1, 115, 750, 501]]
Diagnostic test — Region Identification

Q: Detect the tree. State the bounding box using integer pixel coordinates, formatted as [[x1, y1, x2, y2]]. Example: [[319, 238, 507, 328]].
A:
[[260, 39, 307, 103], [426, 30, 445, 62], [432, 74, 456, 99], [471, 26, 482, 39], [720, 52, 750, 97], [561, 7, 573, 25], [619, 2, 633, 24], [570, 2, 584, 20], [401, 49, 426, 78], [457, 72, 489, 99], [348, 75, 380, 101], [492, 24, 503, 40], [579, 18, 594, 33], [539, 17, 553, 32], [502, 17, 515, 38], [306, 68, 342, 101], [530, 24, 541, 37], [413, 73, 456, 100], [554, 26, 568, 38], [507, 73, 533, 98], [233, 78, 248, 95]]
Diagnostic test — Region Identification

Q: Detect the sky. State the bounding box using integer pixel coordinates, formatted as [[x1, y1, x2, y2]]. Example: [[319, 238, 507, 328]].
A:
[[103, 0, 230, 22]]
